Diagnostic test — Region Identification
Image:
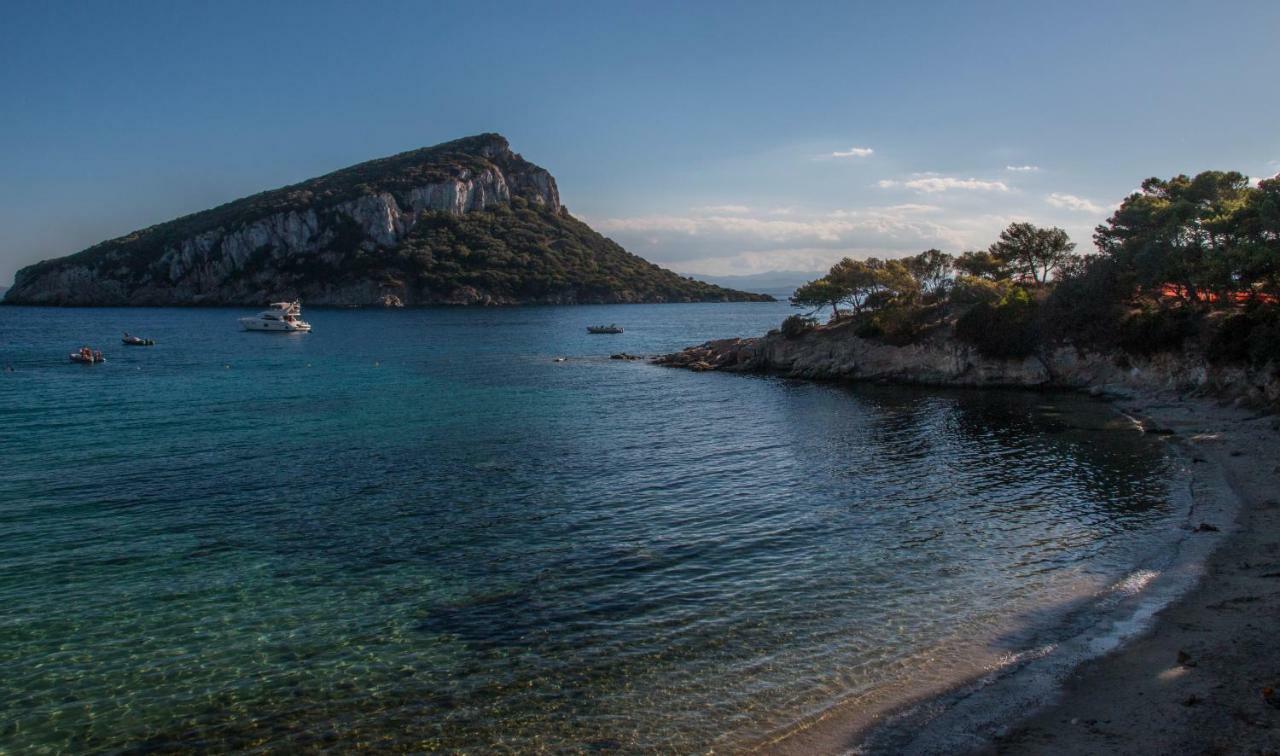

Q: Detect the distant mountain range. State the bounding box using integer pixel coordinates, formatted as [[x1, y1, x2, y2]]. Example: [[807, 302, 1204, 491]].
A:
[[3, 134, 771, 307], [689, 270, 821, 300]]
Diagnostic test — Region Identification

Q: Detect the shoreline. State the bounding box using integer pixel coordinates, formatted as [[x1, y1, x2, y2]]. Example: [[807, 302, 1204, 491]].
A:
[[750, 388, 1278, 754], [986, 392, 1280, 754]]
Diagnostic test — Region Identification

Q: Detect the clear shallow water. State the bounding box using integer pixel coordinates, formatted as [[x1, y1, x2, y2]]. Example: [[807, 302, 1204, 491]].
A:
[[0, 303, 1181, 752]]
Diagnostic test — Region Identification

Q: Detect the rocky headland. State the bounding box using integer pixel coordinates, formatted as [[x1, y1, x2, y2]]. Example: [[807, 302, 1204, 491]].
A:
[[3, 134, 771, 307]]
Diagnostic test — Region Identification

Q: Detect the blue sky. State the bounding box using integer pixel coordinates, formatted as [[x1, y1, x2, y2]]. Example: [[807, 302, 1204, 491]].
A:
[[2, 0, 1278, 284]]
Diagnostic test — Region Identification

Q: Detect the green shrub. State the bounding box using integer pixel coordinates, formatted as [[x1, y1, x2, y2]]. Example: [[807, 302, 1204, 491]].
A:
[[853, 317, 883, 339], [852, 303, 941, 346], [1117, 306, 1198, 356], [1249, 313, 1280, 368], [1040, 257, 1131, 348], [780, 314, 817, 339], [955, 288, 1040, 358], [949, 275, 1006, 306], [1206, 306, 1280, 367]]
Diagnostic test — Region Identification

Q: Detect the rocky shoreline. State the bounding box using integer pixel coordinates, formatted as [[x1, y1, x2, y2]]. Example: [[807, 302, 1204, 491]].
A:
[[653, 320, 1280, 407]]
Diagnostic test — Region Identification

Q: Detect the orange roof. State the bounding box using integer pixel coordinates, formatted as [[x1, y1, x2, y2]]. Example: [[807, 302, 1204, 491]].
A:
[[1160, 283, 1278, 305]]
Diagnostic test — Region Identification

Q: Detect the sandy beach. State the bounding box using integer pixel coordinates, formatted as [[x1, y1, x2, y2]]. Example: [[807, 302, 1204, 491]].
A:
[[987, 393, 1280, 754], [760, 390, 1280, 755]]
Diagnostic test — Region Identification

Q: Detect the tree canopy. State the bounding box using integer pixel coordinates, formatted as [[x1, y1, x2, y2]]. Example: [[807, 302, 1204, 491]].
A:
[[990, 222, 1076, 285], [903, 248, 954, 296], [955, 249, 1010, 281], [1094, 171, 1280, 301], [790, 254, 923, 316], [781, 174, 1280, 367], [790, 277, 848, 317]]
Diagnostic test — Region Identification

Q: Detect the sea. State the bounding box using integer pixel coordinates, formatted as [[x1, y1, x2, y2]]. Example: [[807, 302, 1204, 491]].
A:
[[0, 302, 1189, 752]]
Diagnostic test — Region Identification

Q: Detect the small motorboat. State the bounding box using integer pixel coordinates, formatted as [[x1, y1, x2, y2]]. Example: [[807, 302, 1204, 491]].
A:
[[239, 300, 312, 332], [587, 324, 624, 334], [70, 346, 105, 364], [122, 333, 155, 346]]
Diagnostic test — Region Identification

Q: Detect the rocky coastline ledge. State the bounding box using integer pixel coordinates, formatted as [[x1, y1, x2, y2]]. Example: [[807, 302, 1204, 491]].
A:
[[653, 319, 1280, 407]]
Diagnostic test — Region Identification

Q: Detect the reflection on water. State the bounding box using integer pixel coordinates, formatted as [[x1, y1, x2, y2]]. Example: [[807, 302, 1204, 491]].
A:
[[0, 304, 1178, 752]]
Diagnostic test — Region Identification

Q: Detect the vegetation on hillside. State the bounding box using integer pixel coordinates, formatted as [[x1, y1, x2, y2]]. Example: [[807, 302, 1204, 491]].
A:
[[348, 197, 770, 302], [787, 171, 1280, 368]]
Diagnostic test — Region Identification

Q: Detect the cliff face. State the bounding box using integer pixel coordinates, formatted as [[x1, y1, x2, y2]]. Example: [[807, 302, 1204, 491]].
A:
[[656, 323, 1280, 407], [4, 134, 769, 307]]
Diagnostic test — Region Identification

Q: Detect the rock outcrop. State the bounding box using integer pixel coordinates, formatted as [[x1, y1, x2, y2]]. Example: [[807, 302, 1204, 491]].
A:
[[655, 322, 1280, 406], [4, 134, 771, 307]]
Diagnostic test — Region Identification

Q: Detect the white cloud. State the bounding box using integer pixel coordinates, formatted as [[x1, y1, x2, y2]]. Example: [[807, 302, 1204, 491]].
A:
[[595, 214, 859, 243], [676, 248, 886, 276], [884, 203, 942, 214], [585, 180, 1102, 274], [1045, 192, 1106, 214], [878, 176, 1010, 193], [1005, 165, 1040, 172], [693, 204, 751, 215], [828, 203, 940, 218], [831, 146, 874, 158], [587, 203, 1011, 275]]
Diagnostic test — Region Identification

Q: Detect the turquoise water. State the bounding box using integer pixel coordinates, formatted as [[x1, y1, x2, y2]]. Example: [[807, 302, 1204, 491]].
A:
[[0, 303, 1180, 752]]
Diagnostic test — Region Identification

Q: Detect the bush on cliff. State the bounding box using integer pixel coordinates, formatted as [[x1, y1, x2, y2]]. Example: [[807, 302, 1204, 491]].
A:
[[1039, 256, 1130, 348], [949, 275, 1007, 306], [781, 314, 817, 339], [852, 302, 944, 346], [1250, 314, 1280, 369], [955, 288, 1041, 359], [1116, 305, 1199, 355], [1206, 306, 1280, 367]]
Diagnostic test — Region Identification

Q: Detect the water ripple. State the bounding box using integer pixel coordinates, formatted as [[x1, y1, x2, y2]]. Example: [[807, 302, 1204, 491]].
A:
[[0, 304, 1179, 752]]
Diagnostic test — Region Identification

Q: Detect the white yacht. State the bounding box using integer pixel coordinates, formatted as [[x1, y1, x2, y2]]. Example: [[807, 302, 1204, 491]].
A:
[[239, 300, 312, 332]]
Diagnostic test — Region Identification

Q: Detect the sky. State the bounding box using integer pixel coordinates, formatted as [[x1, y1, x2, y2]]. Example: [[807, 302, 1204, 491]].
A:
[[2, 0, 1279, 285]]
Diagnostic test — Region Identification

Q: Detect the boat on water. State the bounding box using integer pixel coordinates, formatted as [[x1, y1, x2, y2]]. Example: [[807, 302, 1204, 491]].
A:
[[70, 346, 105, 364], [239, 300, 312, 332], [122, 333, 155, 346], [587, 324, 624, 334]]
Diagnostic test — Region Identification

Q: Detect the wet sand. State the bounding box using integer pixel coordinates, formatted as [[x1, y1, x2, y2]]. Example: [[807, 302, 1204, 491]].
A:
[[759, 391, 1280, 755], [986, 394, 1280, 755]]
